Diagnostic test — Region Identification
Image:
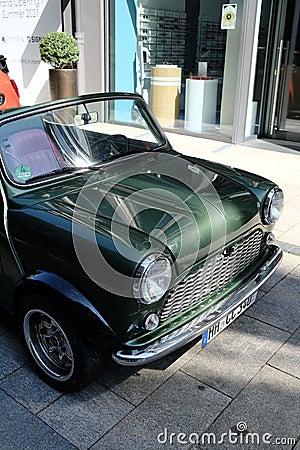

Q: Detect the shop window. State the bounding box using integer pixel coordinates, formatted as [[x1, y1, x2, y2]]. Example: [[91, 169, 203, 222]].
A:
[[109, 0, 242, 140]]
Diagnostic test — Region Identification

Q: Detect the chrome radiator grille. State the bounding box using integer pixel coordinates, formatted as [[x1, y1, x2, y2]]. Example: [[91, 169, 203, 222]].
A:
[[160, 230, 263, 322]]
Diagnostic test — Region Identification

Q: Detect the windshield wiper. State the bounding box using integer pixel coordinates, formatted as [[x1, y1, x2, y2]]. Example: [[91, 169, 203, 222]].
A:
[[25, 166, 84, 183]]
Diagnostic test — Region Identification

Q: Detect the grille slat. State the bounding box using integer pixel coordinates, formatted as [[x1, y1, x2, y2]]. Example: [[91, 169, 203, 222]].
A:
[[160, 230, 263, 322]]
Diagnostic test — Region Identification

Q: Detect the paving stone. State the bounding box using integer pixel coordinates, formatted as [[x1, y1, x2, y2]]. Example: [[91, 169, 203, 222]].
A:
[[97, 339, 203, 406], [291, 264, 300, 278], [201, 365, 300, 450], [94, 371, 230, 450], [0, 390, 76, 450], [279, 223, 300, 246], [0, 331, 28, 379], [268, 327, 300, 379], [279, 184, 300, 204], [275, 203, 300, 233], [181, 315, 290, 398], [247, 275, 300, 332], [38, 383, 134, 449], [276, 240, 295, 252], [97, 361, 174, 407], [290, 246, 300, 256], [260, 252, 300, 292], [0, 363, 62, 413]]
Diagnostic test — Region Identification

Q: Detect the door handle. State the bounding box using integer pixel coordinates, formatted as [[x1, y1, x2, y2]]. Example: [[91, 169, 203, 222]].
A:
[[270, 39, 284, 135]]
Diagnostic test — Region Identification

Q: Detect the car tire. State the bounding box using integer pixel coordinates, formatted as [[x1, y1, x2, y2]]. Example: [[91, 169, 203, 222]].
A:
[[18, 294, 101, 392]]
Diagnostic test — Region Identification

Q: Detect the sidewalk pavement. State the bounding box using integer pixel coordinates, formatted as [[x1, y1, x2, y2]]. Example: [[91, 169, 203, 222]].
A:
[[0, 135, 299, 450]]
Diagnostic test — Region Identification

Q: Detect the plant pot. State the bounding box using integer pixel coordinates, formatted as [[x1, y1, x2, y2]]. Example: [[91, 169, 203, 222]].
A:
[[49, 68, 78, 100]]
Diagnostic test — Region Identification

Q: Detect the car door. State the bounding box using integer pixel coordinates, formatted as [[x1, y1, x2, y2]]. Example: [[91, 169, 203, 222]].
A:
[[0, 184, 23, 311]]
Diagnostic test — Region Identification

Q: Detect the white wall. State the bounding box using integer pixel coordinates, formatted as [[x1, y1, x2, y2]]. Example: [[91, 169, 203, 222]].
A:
[[0, 0, 62, 105]]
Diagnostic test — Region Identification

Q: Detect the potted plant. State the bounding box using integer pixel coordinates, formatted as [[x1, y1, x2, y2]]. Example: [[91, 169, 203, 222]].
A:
[[39, 31, 80, 100]]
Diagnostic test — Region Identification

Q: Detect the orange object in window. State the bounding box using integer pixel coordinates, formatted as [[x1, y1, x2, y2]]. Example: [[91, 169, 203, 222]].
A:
[[0, 70, 20, 110]]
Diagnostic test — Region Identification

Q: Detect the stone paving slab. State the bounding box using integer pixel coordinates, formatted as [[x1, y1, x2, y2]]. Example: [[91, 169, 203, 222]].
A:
[[275, 203, 300, 233], [94, 371, 231, 450], [0, 390, 76, 450], [0, 331, 28, 379], [259, 252, 300, 292], [279, 223, 300, 247], [37, 383, 134, 449], [246, 275, 300, 333], [0, 363, 62, 414], [292, 264, 300, 277], [200, 365, 300, 450], [268, 327, 300, 379], [181, 315, 290, 398], [97, 357, 179, 407], [96, 339, 203, 407]]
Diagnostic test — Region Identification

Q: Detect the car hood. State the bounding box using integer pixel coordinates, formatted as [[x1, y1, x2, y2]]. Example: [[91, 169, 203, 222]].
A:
[[26, 152, 261, 273]]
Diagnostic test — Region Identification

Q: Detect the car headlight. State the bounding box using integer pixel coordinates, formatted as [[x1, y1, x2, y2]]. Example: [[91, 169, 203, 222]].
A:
[[133, 253, 172, 304], [262, 187, 284, 225]]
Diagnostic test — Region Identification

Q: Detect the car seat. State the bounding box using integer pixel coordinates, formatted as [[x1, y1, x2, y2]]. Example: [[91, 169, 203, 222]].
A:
[[1, 128, 66, 182]]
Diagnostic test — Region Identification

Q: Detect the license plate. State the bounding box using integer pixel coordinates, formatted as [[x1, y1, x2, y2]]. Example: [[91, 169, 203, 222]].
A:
[[201, 292, 258, 348]]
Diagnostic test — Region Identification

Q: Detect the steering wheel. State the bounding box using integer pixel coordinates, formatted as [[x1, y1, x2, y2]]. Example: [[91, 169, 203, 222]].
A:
[[91, 134, 129, 161]]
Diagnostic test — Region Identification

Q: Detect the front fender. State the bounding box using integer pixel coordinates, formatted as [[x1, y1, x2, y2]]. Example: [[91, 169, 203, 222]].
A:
[[14, 270, 119, 348]]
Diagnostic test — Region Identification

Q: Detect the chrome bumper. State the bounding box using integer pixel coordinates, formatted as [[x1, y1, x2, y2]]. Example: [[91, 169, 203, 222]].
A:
[[112, 245, 283, 366]]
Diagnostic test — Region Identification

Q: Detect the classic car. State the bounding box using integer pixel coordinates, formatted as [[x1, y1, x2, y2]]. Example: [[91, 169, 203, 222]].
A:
[[0, 92, 283, 391]]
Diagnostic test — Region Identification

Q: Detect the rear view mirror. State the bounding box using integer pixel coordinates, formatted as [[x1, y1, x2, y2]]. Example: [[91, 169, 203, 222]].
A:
[[74, 111, 98, 126]]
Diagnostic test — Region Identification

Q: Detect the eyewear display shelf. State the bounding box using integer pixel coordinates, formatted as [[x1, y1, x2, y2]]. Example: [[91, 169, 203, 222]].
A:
[[198, 16, 226, 74], [138, 7, 187, 72]]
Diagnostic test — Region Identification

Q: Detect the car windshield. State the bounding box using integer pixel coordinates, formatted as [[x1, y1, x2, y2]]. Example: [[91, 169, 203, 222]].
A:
[[0, 97, 167, 185]]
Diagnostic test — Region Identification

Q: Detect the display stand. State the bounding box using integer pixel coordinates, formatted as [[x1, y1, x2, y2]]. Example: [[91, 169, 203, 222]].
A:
[[184, 78, 218, 132], [151, 65, 182, 127]]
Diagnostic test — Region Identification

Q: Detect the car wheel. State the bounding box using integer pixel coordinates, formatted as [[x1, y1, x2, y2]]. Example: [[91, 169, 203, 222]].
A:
[[18, 294, 101, 391]]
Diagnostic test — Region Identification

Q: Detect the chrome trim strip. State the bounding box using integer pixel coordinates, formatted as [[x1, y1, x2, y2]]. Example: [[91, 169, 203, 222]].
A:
[[112, 246, 283, 366]]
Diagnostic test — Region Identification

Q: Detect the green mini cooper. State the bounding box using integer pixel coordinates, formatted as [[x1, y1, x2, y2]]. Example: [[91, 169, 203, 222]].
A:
[[0, 93, 283, 391]]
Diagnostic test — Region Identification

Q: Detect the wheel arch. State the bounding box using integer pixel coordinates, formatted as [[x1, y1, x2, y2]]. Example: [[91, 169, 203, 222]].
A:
[[13, 270, 119, 348]]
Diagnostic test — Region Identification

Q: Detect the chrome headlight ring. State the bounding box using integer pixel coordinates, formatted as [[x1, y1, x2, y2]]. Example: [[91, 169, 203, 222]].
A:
[[262, 187, 284, 225], [133, 253, 172, 304]]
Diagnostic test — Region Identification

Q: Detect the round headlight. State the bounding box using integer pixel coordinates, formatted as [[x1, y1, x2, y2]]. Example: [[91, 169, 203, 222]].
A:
[[262, 187, 284, 225], [133, 253, 172, 304]]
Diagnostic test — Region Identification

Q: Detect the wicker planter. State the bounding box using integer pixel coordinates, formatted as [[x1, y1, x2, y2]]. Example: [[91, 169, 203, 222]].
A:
[[49, 68, 78, 100]]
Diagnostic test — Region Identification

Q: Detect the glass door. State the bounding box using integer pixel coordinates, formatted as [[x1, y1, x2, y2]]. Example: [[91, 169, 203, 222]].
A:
[[279, 2, 300, 136], [259, 0, 300, 141]]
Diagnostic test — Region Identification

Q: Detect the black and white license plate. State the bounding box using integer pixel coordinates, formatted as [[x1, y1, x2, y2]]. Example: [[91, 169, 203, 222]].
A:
[[201, 292, 258, 348]]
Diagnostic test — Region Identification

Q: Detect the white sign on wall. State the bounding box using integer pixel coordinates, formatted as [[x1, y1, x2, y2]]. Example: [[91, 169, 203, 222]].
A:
[[221, 4, 237, 30], [0, 0, 62, 105]]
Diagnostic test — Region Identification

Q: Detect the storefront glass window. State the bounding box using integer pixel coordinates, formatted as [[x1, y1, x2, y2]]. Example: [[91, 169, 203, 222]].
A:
[[109, 0, 243, 141]]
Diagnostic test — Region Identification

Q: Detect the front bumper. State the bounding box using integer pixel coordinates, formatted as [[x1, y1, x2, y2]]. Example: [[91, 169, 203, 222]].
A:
[[112, 245, 283, 366]]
